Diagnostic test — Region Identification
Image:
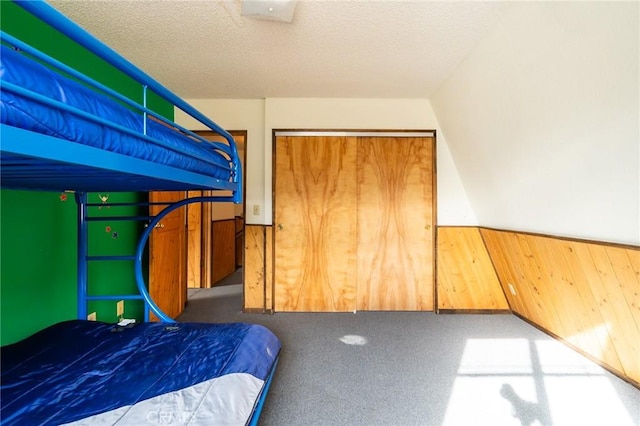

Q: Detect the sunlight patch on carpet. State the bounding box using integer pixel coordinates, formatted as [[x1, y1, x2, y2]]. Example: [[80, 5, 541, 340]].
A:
[[339, 335, 368, 346]]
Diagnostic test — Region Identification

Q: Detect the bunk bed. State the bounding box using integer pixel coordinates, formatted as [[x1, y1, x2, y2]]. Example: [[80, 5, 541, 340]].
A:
[[0, 1, 280, 425]]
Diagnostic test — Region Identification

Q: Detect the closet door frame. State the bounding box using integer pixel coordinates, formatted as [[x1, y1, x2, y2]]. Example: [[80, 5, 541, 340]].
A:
[[272, 129, 438, 312]]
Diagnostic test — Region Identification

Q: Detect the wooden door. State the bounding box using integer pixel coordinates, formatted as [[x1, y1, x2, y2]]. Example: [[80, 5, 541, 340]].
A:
[[149, 191, 187, 320], [356, 136, 435, 311], [274, 135, 358, 312]]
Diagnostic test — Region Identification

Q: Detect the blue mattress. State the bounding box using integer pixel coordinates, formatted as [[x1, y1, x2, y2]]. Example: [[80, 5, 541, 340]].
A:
[[0, 320, 281, 425], [0, 44, 231, 179]]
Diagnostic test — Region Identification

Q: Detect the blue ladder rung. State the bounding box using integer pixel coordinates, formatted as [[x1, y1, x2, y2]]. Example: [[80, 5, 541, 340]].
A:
[[85, 295, 144, 301], [86, 201, 175, 207], [86, 255, 136, 261], [86, 215, 151, 222]]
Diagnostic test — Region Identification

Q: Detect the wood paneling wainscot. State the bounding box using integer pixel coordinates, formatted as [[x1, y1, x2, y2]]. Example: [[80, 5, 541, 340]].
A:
[[243, 225, 273, 312], [244, 225, 265, 311], [481, 228, 640, 387], [437, 227, 508, 312]]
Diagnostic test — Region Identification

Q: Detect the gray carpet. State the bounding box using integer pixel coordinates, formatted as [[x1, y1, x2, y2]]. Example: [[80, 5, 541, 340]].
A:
[[213, 268, 243, 287], [178, 287, 640, 426]]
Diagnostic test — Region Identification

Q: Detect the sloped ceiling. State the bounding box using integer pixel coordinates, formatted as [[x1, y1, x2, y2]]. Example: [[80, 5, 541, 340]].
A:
[[49, 0, 511, 99], [431, 1, 639, 245]]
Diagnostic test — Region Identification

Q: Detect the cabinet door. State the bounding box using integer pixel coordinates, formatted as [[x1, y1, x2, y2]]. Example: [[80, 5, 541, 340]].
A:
[[274, 135, 358, 312], [356, 136, 435, 311]]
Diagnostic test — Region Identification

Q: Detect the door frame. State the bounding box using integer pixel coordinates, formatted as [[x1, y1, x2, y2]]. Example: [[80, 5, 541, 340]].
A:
[[192, 130, 247, 289]]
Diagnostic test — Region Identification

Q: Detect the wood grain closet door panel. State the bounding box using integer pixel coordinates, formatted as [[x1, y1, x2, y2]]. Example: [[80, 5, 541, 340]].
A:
[[274, 135, 357, 312], [356, 137, 435, 311]]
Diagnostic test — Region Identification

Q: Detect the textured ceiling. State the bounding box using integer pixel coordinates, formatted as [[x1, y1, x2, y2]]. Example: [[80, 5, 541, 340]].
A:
[[49, 1, 511, 99]]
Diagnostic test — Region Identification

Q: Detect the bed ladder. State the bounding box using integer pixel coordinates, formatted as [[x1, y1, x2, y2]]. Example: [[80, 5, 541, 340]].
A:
[[76, 191, 238, 323], [75, 191, 157, 322]]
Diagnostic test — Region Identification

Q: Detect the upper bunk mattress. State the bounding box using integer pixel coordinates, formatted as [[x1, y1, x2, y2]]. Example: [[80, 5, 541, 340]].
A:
[[0, 45, 231, 179], [0, 320, 281, 425]]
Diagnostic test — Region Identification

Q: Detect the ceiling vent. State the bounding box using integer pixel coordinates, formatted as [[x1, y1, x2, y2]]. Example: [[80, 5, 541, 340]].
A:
[[241, 0, 297, 23]]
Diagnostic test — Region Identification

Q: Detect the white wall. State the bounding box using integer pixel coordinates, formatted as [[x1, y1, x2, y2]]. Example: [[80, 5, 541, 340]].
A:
[[431, 2, 639, 245], [177, 98, 476, 226]]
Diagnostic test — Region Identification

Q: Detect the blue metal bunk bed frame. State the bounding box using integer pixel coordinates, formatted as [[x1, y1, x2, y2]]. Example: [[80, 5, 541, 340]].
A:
[[0, 0, 242, 323], [1, 4, 279, 424]]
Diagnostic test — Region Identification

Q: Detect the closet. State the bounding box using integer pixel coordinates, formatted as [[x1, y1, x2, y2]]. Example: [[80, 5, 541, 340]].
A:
[[273, 131, 436, 312]]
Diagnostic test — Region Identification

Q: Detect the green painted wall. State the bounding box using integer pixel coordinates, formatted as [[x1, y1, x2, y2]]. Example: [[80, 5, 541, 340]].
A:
[[0, 191, 77, 345], [0, 1, 172, 345]]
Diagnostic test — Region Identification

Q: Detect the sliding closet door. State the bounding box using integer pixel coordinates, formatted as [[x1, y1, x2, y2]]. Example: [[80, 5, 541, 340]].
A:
[[273, 132, 435, 313], [356, 136, 435, 311], [274, 135, 358, 312]]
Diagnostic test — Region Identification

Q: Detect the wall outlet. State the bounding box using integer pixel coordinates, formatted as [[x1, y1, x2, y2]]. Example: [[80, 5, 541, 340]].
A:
[[253, 204, 260, 216], [508, 283, 516, 296], [87, 312, 97, 321], [117, 300, 124, 317]]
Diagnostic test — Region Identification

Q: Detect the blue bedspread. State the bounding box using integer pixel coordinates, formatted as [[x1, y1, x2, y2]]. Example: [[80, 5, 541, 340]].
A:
[[0, 45, 230, 179], [0, 320, 281, 425]]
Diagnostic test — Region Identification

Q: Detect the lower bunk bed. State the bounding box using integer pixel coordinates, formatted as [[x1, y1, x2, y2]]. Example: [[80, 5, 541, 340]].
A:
[[1, 320, 280, 426]]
